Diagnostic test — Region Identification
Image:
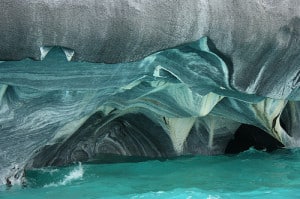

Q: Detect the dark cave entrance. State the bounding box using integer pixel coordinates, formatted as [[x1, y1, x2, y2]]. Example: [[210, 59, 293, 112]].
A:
[[225, 124, 284, 154]]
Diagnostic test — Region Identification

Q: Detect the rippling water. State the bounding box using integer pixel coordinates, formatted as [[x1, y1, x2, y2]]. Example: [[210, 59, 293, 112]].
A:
[[1, 148, 300, 199]]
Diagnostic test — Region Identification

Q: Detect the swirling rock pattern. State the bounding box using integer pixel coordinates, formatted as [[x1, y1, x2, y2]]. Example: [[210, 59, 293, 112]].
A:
[[0, 0, 300, 185]]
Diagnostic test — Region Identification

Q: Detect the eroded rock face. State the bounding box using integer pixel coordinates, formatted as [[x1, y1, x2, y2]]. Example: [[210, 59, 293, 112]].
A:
[[0, 0, 300, 185], [26, 113, 176, 168], [1, 0, 300, 98], [0, 0, 209, 62]]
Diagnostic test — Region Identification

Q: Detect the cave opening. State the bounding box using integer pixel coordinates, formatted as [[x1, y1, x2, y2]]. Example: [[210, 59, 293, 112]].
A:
[[26, 112, 176, 169], [225, 124, 284, 154]]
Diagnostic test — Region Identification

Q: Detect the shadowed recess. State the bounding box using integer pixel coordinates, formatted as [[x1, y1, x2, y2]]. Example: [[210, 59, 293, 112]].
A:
[[26, 112, 176, 168]]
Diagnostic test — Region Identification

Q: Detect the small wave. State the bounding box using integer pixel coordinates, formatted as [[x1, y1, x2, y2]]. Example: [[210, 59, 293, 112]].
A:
[[129, 189, 222, 199], [39, 168, 59, 175], [44, 163, 83, 187], [207, 195, 221, 199]]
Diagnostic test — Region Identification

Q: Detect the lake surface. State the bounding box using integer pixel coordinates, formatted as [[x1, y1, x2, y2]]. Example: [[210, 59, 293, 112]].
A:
[[1, 148, 300, 199]]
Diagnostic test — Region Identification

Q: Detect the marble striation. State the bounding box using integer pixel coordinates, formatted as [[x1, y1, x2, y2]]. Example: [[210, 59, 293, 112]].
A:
[[0, 0, 300, 185]]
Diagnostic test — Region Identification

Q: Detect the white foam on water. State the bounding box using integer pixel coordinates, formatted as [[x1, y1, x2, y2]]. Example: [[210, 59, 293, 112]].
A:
[[207, 195, 221, 199], [130, 190, 223, 199], [44, 163, 83, 187], [40, 168, 59, 175]]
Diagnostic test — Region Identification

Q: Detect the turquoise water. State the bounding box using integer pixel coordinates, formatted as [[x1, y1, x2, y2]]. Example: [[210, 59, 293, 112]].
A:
[[1, 148, 300, 199]]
